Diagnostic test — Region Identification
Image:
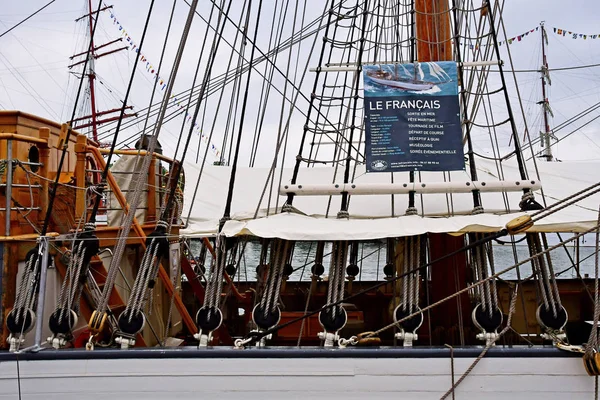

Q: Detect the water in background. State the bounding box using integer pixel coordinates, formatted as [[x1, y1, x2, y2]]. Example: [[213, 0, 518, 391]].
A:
[[190, 237, 597, 282]]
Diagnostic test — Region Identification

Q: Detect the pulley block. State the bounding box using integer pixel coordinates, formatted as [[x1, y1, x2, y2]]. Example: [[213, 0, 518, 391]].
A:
[[472, 303, 503, 333], [394, 304, 424, 333], [318, 307, 347, 332], [583, 352, 600, 376], [48, 308, 78, 335], [252, 304, 281, 330], [196, 306, 223, 332], [88, 310, 107, 333], [6, 308, 36, 335], [118, 309, 146, 335], [536, 303, 568, 331]]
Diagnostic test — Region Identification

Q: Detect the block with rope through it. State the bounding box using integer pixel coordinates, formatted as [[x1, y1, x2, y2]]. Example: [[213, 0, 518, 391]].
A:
[[505, 214, 534, 235]]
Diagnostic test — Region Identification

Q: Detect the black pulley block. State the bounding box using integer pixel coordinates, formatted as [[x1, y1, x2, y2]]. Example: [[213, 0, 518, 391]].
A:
[[311, 263, 325, 276], [283, 263, 294, 277], [318, 307, 347, 332], [394, 304, 424, 333], [145, 225, 170, 259], [48, 308, 78, 335], [537, 303, 568, 331], [383, 263, 395, 278], [196, 306, 223, 332], [472, 303, 503, 333], [118, 309, 146, 335], [346, 264, 359, 277], [6, 308, 36, 334], [225, 263, 237, 277], [252, 304, 281, 330], [252, 304, 281, 329]]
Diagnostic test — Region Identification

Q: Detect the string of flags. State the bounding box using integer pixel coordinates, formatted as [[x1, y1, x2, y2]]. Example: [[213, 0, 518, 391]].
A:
[[466, 25, 600, 49], [105, 5, 221, 159]]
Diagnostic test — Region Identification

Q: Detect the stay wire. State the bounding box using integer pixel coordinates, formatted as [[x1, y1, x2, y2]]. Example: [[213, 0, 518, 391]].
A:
[[221, 0, 265, 224], [0, 0, 57, 38], [88, 0, 156, 224], [159, 0, 221, 220], [40, 0, 103, 236], [160, 0, 233, 222]]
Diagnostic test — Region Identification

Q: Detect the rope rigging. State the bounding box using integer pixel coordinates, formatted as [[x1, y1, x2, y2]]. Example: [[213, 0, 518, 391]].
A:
[[112, 0, 233, 347], [85, 0, 199, 343], [6, 0, 106, 351], [235, 182, 600, 347]]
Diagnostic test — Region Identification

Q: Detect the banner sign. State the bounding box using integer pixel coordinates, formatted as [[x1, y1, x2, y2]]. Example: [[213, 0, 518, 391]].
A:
[[363, 61, 465, 172]]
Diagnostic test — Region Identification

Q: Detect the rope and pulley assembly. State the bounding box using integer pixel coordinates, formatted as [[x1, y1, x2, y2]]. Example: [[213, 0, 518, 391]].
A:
[[47, 226, 99, 348], [6, 245, 44, 351], [114, 221, 171, 348], [527, 232, 568, 341], [468, 232, 503, 345], [393, 235, 424, 347], [250, 239, 294, 346], [318, 240, 349, 347], [195, 236, 228, 346]]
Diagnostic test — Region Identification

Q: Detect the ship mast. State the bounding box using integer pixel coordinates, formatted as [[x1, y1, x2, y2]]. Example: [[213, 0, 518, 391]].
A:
[[86, 0, 99, 141], [539, 21, 554, 161], [69, 1, 134, 142]]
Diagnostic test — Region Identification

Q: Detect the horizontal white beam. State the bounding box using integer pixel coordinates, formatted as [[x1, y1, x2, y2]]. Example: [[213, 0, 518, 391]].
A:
[[280, 180, 541, 196], [311, 60, 502, 72]]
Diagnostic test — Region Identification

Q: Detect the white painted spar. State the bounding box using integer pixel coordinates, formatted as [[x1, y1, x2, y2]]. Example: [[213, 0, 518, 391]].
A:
[[279, 180, 542, 196], [0, 355, 593, 399]]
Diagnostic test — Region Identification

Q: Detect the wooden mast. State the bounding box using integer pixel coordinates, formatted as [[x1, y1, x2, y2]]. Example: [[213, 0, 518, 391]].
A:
[[415, 0, 473, 344]]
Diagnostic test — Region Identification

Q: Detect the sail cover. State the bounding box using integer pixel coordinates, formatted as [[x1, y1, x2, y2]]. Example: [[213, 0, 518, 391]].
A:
[[180, 157, 600, 240]]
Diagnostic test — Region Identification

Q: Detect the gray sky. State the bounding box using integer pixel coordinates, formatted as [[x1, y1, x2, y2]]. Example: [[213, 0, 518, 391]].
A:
[[0, 0, 599, 165]]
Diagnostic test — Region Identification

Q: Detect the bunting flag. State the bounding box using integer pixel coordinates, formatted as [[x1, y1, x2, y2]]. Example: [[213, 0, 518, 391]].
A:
[[104, 5, 221, 159], [465, 25, 600, 49]]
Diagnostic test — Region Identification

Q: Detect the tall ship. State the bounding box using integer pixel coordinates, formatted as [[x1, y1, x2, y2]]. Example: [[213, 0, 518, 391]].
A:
[[1, 0, 599, 398]]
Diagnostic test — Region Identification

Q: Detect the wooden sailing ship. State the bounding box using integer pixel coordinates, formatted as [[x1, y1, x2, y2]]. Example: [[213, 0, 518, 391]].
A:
[[1, 0, 600, 398]]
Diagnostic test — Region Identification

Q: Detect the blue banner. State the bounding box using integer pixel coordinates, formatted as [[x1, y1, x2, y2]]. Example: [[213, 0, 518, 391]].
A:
[[363, 62, 465, 172]]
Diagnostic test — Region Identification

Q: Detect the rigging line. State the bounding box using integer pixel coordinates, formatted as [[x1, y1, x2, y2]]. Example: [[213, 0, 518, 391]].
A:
[[248, 0, 285, 167], [486, 63, 600, 73], [98, 0, 338, 138], [0, 0, 56, 38], [249, 0, 327, 221], [87, 0, 156, 224], [107, 2, 348, 151], [160, 0, 232, 223], [223, 30, 247, 165], [270, 0, 299, 215], [131, 0, 177, 215], [160, 0, 220, 215], [307, 1, 355, 166], [40, 0, 104, 236], [244, 181, 600, 344], [201, 0, 364, 158], [485, 0, 528, 183], [183, 0, 252, 227], [0, 21, 71, 100], [527, 113, 600, 161], [0, 52, 59, 119], [340, 0, 370, 216], [221, 0, 264, 225]]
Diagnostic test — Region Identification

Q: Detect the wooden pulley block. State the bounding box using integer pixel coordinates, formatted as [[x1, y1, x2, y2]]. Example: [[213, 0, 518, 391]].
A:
[[88, 310, 107, 333], [583, 352, 600, 376], [505, 215, 534, 235], [356, 331, 381, 346]]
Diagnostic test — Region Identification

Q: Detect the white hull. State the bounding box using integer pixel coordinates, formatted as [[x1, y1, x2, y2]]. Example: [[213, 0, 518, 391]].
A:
[[0, 348, 593, 399], [368, 75, 434, 91]]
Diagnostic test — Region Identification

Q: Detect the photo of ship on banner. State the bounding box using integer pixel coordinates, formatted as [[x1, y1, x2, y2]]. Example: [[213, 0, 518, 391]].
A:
[[363, 61, 465, 172]]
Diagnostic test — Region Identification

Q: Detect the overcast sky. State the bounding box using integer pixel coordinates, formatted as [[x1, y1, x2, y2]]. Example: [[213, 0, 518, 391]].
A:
[[1, 0, 599, 165]]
